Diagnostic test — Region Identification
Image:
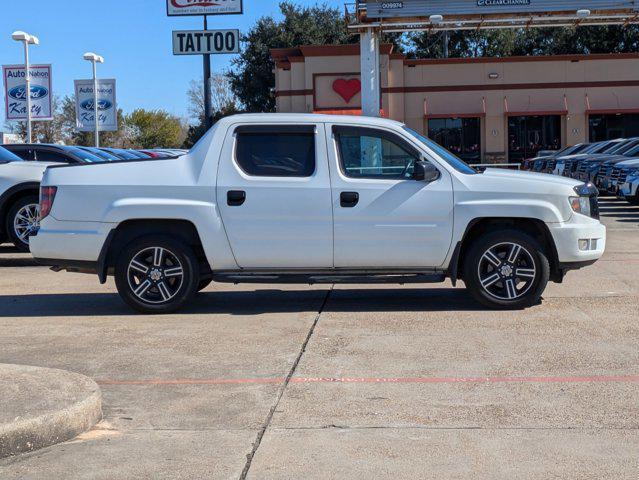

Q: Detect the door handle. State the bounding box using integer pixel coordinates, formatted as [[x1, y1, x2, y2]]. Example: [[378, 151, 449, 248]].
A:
[[340, 191, 359, 208], [227, 190, 246, 206]]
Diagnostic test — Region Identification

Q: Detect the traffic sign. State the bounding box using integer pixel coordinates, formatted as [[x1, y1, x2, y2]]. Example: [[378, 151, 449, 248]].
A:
[[172, 29, 240, 55]]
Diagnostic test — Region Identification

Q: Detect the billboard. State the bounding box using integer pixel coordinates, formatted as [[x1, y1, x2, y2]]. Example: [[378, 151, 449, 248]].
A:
[[173, 29, 240, 55], [2, 64, 53, 121], [166, 0, 243, 16], [74, 79, 118, 132], [365, 0, 638, 18]]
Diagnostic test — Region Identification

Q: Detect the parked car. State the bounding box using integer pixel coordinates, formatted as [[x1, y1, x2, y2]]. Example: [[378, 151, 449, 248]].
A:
[[560, 139, 627, 178], [99, 148, 150, 160], [138, 150, 172, 159], [3, 144, 106, 164], [574, 138, 639, 184], [78, 146, 122, 162], [616, 163, 639, 204], [31, 114, 606, 313], [0, 146, 55, 251]]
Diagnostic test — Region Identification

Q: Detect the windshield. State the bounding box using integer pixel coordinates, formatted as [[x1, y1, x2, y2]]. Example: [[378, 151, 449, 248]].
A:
[[81, 147, 120, 161], [105, 148, 138, 160], [63, 146, 104, 163], [402, 126, 477, 174], [0, 146, 22, 162]]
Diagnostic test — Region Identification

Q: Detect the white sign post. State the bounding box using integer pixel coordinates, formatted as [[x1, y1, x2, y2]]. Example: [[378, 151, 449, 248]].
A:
[[74, 79, 118, 132], [166, 0, 243, 16], [3, 64, 53, 122], [172, 29, 240, 55]]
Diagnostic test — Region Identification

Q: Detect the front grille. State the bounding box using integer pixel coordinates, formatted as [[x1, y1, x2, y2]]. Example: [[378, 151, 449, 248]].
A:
[[618, 169, 629, 184], [546, 159, 557, 172], [611, 166, 623, 182]]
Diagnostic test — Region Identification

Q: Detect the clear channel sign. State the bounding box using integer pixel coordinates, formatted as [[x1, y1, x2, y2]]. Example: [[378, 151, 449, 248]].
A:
[[2, 64, 53, 121], [74, 79, 118, 132], [172, 29, 240, 55], [166, 0, 243, 16]]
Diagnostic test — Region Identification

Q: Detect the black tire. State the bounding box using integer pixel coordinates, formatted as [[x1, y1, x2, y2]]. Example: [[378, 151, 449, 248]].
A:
[[6, 195, 39, 252], [197, 278, 213, 292], [463, 229, 550, 309], [114, 235, 200, 314], [626, 194, 639, 206]]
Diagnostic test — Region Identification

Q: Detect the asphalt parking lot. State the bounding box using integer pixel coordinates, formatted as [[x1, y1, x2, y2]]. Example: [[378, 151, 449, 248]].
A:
[[0, 197, 638, 479]]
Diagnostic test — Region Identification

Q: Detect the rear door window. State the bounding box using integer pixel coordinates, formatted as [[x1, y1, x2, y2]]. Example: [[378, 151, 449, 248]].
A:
[[234, 125, 316, 177]]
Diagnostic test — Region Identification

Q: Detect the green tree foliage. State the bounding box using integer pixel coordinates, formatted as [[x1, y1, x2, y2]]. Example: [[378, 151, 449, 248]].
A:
[[125, 109, 186, 149], [229, 1, 360, 112], [411, 25, 639, 59]]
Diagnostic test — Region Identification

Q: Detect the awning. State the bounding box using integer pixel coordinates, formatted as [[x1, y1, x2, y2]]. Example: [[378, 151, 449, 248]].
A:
[[504, 93, 568, 116], [585, 89, 639, 114], [424, 94, 485, 118]]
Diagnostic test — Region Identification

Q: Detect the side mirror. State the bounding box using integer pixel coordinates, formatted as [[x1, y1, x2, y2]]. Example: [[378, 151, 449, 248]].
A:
[[413, 160, 440, 182]]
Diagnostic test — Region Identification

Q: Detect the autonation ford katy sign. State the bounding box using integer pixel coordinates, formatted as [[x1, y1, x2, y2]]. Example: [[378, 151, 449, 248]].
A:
[[74, 79, 118, 132], [366, 0, 637, 17], [2, 64, 53, 121], [166, 0, 243, 16]]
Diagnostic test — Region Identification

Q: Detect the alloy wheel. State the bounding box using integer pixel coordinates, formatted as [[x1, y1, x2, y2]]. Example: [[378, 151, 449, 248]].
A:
[[13, 203, 40, 246], [477, 242, 537, 301], [127, 246, 184, 304]]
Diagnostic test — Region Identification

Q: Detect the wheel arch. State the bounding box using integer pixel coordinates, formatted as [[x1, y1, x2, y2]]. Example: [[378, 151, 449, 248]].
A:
[[99, 219, 210, 284], [452, 217, 561, 284], [0, 182, 40, 235]]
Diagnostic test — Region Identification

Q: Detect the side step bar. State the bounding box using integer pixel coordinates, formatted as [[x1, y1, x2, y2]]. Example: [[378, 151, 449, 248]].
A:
[[212, 273, 447, 285]]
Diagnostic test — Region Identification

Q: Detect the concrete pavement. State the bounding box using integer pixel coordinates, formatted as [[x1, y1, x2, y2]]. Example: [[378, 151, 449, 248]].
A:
[[0, 197, 637, 479]]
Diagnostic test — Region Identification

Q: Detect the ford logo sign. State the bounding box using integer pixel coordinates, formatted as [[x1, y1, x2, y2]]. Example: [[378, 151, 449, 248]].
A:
[[80, 99, 113, 111], [8, 85, 49, 101]]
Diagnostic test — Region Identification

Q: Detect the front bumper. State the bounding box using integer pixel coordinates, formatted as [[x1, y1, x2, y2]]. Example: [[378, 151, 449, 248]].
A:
[[547, 215, 606, 264], [617, 177, 639, 198]]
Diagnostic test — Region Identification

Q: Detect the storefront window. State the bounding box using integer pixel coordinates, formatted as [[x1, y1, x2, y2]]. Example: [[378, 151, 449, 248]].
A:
[[508, 115, 561, 162], [427, 118, 481, 162], [588, 114, 639, 141]]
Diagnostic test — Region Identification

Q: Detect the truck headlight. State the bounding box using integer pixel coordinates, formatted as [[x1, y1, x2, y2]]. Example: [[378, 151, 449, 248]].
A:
[[570, 183, 598, 218], [570, 196, 591, 216]]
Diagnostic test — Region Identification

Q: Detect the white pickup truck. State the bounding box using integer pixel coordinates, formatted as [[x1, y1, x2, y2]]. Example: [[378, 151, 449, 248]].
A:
[[30, 114, 605, 313]]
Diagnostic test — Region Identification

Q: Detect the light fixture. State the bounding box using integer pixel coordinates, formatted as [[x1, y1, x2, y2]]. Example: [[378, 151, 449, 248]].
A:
[[576, 9, 591, 18], [429, 14, 443, 24], [488, 72, 499, 79], [12, 30, 39, 45]]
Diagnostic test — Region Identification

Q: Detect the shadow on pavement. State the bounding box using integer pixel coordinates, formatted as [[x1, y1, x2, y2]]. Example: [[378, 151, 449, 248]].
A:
[[0, 287, 483, 317]]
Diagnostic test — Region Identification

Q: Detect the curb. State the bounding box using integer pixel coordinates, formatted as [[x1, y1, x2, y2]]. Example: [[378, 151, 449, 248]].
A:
[[0, 364, 102, 458]]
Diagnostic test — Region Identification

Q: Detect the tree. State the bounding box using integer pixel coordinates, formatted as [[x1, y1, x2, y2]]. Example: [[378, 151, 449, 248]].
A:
[[229, 1, 359, 112], [410, 25, 639, 59], [184, 73, 240, 147], [125, 109, 186, 148]]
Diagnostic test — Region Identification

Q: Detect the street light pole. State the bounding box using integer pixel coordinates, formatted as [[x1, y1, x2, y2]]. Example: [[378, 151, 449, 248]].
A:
[[11, 31, 39, 143], [83, 52, 104, 147]]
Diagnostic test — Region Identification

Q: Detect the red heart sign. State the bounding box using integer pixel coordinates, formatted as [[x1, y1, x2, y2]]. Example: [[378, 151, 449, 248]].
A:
[[332, 78, 361, 104]]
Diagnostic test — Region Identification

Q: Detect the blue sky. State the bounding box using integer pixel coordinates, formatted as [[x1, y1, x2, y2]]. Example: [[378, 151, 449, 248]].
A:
[[1, 0, 342, 123]]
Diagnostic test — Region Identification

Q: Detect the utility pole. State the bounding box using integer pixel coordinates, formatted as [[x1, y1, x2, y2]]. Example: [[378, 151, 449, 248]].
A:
[[203, 15, 213, 129]]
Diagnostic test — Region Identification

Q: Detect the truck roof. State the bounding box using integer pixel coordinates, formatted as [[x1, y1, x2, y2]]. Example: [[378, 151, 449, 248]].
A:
[[218, 113, 405, 128]]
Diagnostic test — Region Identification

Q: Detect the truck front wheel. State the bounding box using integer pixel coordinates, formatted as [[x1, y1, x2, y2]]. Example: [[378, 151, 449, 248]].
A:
[[114, 236, 200, 314], [463, 229, 550, 309]]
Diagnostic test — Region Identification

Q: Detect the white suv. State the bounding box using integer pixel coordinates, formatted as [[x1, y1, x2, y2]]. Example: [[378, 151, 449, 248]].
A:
[[30, 114, 606, 313], [0, 147, 53, 251]]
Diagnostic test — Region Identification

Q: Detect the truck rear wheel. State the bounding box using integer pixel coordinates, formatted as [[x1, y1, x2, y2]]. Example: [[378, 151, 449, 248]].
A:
[[463, 229, 550, 309], [114, 235, 200, 314]]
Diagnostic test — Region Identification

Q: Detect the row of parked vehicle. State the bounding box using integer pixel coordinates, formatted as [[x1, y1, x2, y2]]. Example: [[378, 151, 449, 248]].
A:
[[0, 143, 186, 252], [521, 137, 639, 205]]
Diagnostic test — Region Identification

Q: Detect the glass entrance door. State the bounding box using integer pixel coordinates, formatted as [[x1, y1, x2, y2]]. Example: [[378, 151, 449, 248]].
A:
[[508, 115, 561, 162]]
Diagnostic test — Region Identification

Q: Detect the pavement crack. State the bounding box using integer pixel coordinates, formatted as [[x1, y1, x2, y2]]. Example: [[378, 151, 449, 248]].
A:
[[239, 285, 333, 480]]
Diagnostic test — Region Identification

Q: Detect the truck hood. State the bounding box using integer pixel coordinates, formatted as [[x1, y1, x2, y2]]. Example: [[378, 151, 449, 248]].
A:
[[481, 167, 582, 188]]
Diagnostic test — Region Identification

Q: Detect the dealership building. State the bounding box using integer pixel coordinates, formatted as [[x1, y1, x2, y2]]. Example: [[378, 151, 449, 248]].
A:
[[271, 45, 639, 163]]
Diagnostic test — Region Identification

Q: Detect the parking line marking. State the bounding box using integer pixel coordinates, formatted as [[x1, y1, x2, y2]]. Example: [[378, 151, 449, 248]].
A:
[[96, 374, 639, 386]]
